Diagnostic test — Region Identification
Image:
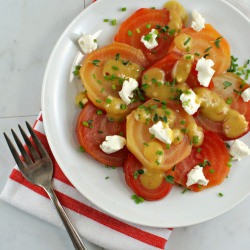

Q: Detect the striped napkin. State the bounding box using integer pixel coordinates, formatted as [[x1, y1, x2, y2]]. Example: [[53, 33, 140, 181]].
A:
[[0, 113, 172, 250]]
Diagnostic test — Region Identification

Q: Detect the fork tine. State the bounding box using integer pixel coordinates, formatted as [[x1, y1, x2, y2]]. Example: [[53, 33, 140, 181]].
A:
[[26, 122, 48, 158], [3, 132, 27, 172], [18, 124, 41, 161], [11, 129, 33, 165]]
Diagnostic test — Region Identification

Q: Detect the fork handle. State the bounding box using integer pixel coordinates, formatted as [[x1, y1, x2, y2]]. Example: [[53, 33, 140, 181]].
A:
[[43, 185, 88, 250]]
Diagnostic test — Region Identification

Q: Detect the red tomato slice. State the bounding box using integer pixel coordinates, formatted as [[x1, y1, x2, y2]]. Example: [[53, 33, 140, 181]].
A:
[[126, 99, 193, 171], [114, 8, 175, 64], [195, 73, 250, 140], [166, 130, 230, 192], [212, 72, 250, 127], [168, 24, 231, 75], [76, 102, 128, 167], [124, 153, 173, 201]]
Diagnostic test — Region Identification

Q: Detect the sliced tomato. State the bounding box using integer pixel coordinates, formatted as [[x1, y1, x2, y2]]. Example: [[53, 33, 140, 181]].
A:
[[212, 72, 250, 127], [194, 114, 228, 140], [141, 52, 182, 100], [195, 73, 250, 140], [166, 130, 230, 192], [126, 99, 193, 171], [79, 42, 148, 121], [114, 8, 176, 64], [124, 153, 173, 201], [168, 24, 231, 75], [76, 102, 128, 167]]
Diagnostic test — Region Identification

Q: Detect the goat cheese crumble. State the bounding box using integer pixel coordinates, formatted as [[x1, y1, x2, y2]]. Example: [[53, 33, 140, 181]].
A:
[[241, 88, 250, 102], [118, 77, 138, 105], [149, 121, 174, 145], [229, 139, 250, 161], [191, 10, 205, 32], [100, 135, 126, 154], [78, 30, 102, 54], [196, 57, 215, 87], [180, 89, 201, 115], [186, 165, 209, 187], [141, 29, 158, 50]]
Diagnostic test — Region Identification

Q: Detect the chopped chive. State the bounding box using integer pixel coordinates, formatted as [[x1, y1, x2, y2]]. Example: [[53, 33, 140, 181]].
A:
[[111, 19, 117, 26], [226, 97, 233, 104], [105, 98, 112, 104], [120, 104, 127, 110], [121, 7, 127, 11], [218, 192, 223, 197], [96, 110, 103, 115], [103, 19, 109, 22], [204, 46, 213, 53], [79, 146, 85, 152], [192, 135, 199, 144], [115, 53, 120, 60], [214, 36, 223, 48], [197, 147, 202, 153], [82, 121, 89, 127], [133, 169, 144, 179], [164, 175, 175, 184], [223, 81, 232, 89], [131, 194, 144, 204], [112, 65, 119, 71], [127, 30, 133, 36], [184, 37, 191, 46], [91, 59, 101, 67]]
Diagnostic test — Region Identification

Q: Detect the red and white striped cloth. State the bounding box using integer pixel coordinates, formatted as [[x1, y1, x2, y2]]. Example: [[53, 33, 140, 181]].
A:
[[0, 113, 172, 250]]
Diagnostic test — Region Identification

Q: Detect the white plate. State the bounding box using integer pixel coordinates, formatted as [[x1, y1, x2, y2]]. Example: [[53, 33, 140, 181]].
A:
[[41, 0, 250, 228]]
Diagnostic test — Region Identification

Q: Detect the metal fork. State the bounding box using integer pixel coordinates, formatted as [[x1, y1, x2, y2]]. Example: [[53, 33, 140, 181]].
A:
[[3, 122, 88, 250]]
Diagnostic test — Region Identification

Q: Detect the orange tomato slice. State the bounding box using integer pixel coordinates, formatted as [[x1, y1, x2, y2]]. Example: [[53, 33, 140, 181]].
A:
[[114, 8, 176, 64], [166, 130, 230, 192], [126, 99, 193, 171], [79, 42, 148, 121], [168, 24, 231, 75]]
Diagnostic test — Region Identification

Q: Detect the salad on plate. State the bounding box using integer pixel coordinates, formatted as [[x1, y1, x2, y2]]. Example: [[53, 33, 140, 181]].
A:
[[73, 0, 250, 202]]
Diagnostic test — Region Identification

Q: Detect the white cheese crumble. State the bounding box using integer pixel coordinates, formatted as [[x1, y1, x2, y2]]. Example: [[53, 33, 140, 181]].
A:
[[78, 30, 102, 54], [241, 88, 250, 102], [229, 139, 250, 161], [99, 135, 126, 154], [186, 165, 209, 187], [180, 89, 201, 115], [149, 121, 174, 144], [191, 10, 205, 32], [140, 29, 158, 50], [118, 77, 138, 105], [196, 57, 215, 87]]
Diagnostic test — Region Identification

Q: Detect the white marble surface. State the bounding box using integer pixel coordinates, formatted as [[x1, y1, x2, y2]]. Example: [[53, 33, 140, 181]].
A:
[[0, 0, 249, 249]]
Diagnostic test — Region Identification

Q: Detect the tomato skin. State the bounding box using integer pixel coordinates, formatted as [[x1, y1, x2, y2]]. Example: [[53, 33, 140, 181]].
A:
[[195, 73, 250, 140], [76, 102, 129, 167], [166, 130, 230, 192], [168, 24, 231, 75], [124, 153, 173, 201], [114, 8, 175, 64], [126, 99, 193, 171], [79, 42, 148, 121], [212, 72, 250, 132]]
